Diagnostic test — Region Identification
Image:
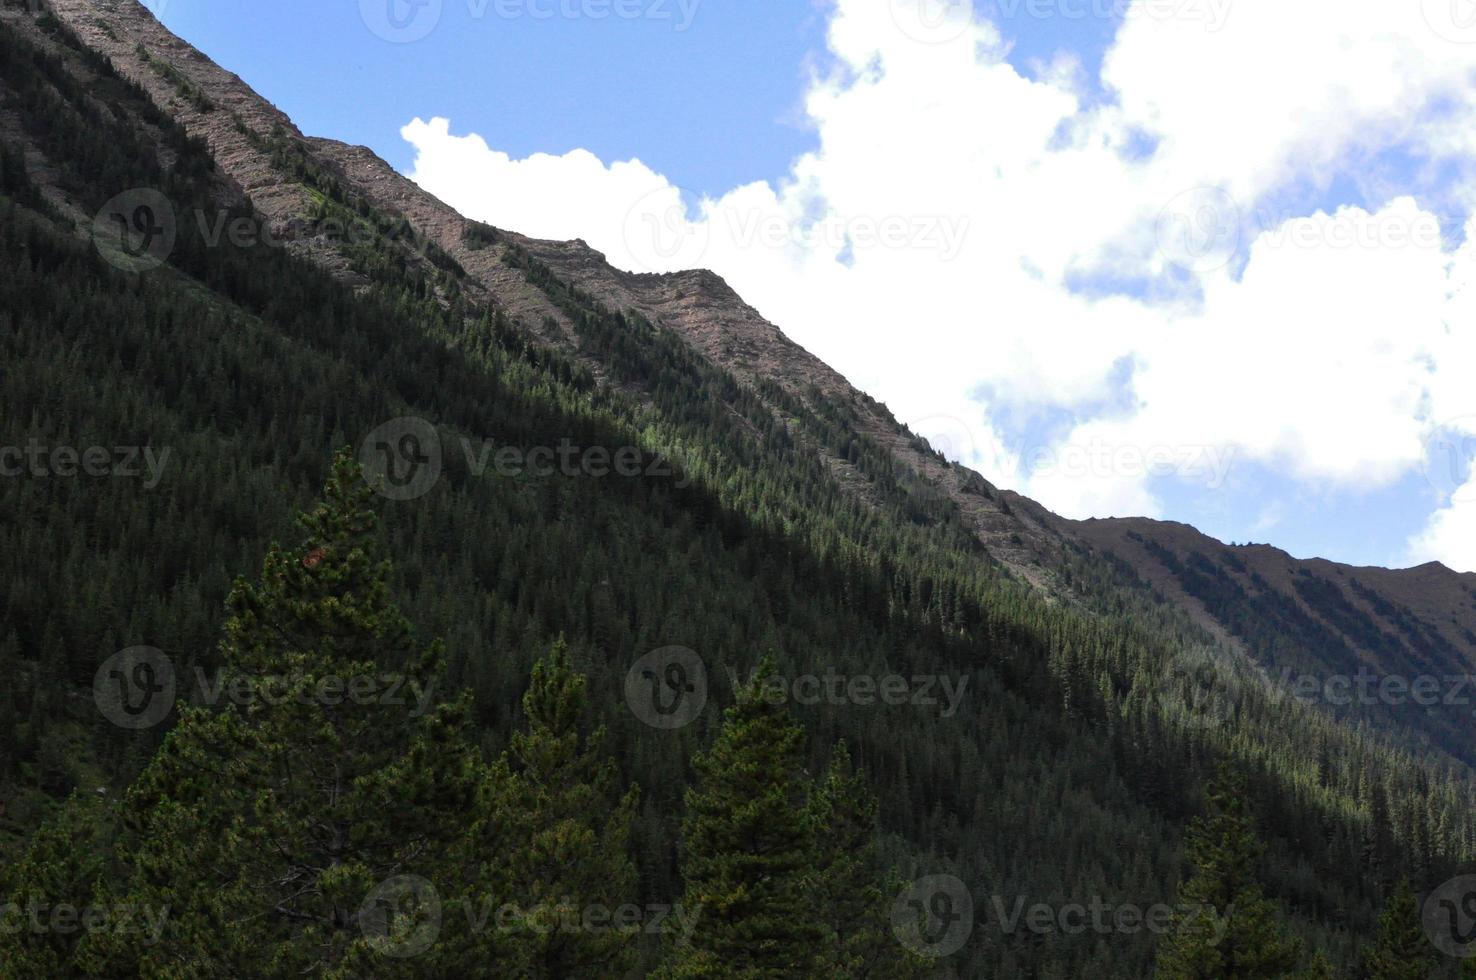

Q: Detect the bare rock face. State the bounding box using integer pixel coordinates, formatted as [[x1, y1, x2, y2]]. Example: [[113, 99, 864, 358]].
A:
[[32, 0, 1476, 670]]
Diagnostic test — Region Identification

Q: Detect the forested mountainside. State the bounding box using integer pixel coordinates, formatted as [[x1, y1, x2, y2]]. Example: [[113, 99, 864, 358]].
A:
[[1, 1, 1475, 976]]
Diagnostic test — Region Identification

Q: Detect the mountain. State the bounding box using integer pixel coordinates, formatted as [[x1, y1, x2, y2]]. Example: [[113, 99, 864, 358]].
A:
[[3, 1, 1476, 975]]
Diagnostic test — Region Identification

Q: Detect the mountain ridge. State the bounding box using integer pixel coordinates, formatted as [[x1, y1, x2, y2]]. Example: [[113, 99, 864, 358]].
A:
[[32, 0, 1476, 717]]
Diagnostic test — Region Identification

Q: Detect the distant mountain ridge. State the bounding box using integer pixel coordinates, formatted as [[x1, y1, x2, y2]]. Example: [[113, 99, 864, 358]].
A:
[[10, 2, 1476, 972], [34, 0, 1476, 749]]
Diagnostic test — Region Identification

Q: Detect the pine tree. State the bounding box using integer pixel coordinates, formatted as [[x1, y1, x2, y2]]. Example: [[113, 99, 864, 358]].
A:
[[659, 655, 822, 978], [77, 451, 482, 977], [1365, 879, 1438, 980], [1154, 765, 1305, 979], [808, 741, 927, 979], [489, 637, 641, 978], [0, 793, 113, 977]]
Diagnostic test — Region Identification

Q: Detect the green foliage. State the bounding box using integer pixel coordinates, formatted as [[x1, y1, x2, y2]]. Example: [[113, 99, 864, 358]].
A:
[[2, 8, 1475, 976], [1154, 765, 1306, 979], [78, 453, 482, 977], [0, 793, 113, 977], [498, 638, 641, 977], [807, 742, 929, 979], [1364, 879, 1438, 980], [661, 656, 823, 978]]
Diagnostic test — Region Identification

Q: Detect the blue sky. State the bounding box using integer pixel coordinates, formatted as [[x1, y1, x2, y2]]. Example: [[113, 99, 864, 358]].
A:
[[146, 0, 1476, 572], [150, 0, 827, 197]]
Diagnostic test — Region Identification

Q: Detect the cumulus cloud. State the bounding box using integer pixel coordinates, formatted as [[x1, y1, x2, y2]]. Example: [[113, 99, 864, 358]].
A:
[[401, 0, 1476, 569]]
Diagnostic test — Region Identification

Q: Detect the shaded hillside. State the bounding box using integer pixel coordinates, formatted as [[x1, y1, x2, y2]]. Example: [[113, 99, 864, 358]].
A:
[[2, 2, 1476, 975]]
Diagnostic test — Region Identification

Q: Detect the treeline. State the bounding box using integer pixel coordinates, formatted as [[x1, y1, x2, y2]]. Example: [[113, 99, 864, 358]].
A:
[[2, 7, 1476, 975]]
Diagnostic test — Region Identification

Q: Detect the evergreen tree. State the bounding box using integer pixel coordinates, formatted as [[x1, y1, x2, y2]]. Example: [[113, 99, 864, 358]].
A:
[[660, 656, 822, 978], [0, 793, 113, 977], [488, 637, 640, 978], [77, 451, 482, 977], [1364, 879, 1437, 980], [807, 741, 927, 979], [1154, 766, 1305, 979]]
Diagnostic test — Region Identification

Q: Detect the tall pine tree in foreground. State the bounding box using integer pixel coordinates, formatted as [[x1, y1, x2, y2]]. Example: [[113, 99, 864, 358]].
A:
[[1154, 765, 1309, 979], [490, 637, 640, 978], [808, 741, 928, 979], [79, 451, 483, 977], [1365, 878, 1437, 980], [660, 656, 823, 978]]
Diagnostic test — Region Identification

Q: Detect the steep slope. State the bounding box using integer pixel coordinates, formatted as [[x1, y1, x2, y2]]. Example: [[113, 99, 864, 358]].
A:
[[6, 3, 1476, 974], [1069, 517, 1476, 755]]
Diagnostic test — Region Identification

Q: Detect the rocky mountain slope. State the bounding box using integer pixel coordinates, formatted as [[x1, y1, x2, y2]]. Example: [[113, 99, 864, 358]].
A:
[[25, 0, 1476, 753]]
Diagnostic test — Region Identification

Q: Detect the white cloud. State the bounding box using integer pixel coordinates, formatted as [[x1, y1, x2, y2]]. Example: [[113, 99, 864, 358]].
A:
[[401, 0, 1476, 569], [1409, 477, 1476, 571]]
